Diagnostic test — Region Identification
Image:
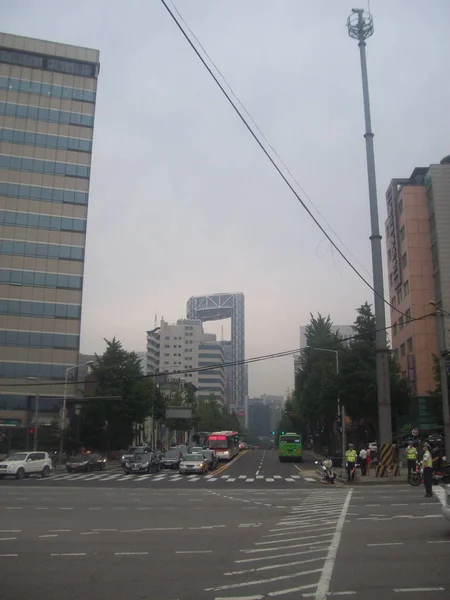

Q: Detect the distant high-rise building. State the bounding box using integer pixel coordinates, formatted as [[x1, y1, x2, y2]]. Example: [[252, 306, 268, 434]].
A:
[[146, 319, 226, 403], [0, 33, 99, 427], [385, 159, 450, 429]]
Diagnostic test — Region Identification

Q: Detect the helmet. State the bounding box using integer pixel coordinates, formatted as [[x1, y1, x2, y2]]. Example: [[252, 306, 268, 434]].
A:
[[423, 443, 431, 450], [348, 443, 354, 449]]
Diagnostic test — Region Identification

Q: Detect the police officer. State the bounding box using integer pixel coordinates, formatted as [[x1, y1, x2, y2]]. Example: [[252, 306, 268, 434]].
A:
[[406, 440, 418, 479], [345, 444, 357, 482], [421, 442, 433, 498]]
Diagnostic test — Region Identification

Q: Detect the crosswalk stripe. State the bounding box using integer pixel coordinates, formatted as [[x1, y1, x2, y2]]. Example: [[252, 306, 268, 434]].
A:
[[45, 473, 309, 484]]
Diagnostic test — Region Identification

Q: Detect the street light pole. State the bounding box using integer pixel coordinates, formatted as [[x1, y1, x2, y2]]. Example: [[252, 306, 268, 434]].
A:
[[347, 9, 392, 445], [59, 360, 94, 464], [431, 302, 450, 459], [33, 389, 39, 451]]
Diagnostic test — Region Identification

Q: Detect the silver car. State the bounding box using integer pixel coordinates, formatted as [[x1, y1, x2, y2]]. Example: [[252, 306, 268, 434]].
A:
[[179, 453, 208, 475]]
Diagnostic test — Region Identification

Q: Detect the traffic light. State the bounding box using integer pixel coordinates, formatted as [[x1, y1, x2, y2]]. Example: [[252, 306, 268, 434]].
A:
[[29, 427, 34, 435]]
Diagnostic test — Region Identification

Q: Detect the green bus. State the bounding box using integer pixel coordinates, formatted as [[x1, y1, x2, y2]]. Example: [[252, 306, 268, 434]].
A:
[[278, 432, 303, 462]]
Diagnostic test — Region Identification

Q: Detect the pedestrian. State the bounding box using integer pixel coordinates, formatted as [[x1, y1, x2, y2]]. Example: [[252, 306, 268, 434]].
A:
[[345, 444, 357, 482], [359, 446, 368, 476], [366, 446, 372, 475], [421, 442, 433, 498], [406, 440, 418, 480]]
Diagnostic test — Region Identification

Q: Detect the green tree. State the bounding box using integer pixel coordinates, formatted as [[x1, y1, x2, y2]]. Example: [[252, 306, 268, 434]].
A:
[[293, 314, 341, 450], [339, 302, 410, 440], [80, 338, 158, 450]]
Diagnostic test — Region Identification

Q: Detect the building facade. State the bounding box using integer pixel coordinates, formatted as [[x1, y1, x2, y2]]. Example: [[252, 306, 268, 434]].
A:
[[198, 336, 226, 404], [385, 159, 450, 430], [0, 33, 99, 430]]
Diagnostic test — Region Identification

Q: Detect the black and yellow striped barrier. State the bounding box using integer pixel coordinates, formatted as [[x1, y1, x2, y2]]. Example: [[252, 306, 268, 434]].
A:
[[376, 443, 394, 478]]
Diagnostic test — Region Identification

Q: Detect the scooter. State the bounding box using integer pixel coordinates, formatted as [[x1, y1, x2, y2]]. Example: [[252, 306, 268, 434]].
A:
[[408, 461, 444, 486], [315, 458, 336, 484]]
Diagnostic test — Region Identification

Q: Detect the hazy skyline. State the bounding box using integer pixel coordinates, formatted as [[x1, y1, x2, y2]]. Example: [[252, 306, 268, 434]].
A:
[[3, 0, 449, 397]]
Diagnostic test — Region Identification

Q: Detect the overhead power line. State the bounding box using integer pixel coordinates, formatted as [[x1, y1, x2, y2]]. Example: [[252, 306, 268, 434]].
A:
[[0, 312, 436, 389], [159, 0, 407, 320]]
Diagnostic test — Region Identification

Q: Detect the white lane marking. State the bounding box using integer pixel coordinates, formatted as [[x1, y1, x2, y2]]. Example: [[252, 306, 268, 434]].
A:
[[238, 475, 247, 479], [256, 533, 333, 546], [225, 556, 325, 575], [427, 540, 450, 544], [49, 530, 70, 532], [285, 478, 295, 482], [238, 524, 261, 528], [367, 542, 404, 547], [51, 553, 86, 556], [269, 583, 317, 597], [4, 507, 22, 510], [255, 471, 260, 477], [391, 504, 408, 506], [206, 569, 322, 592], [176, 550, 212, 554], [393, 588, 445, 593], [236, 548, 327, 564], [269, 521, 337, 533], [242, 540, 330, 554], [246, 478, 255, 482], [266, 478, 275, 482], [274, 476, 282, 479], [207, 478, 218, 482], [58, 508, 73, 511], [0, 554, 18, 557], [314, 489, 352, 600], [434, 486, 446, 506], [115, 552, 148, 556], [80, 532, 99, 536], [0, 537, 17, 541], [93, 529, 116, 532], [304, 478, 316, 482], [35, 507, 48, 510], [0, 530, 21, 533], [227, 478, 237, 482], [39, 534, 58, 538], [189, 525, 226, 530], [264, 526, 335, 539], [215, 596, 264, 600]]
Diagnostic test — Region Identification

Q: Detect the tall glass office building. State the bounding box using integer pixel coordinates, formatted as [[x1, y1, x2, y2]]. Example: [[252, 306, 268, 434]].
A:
[[0, 33, 99, 432]]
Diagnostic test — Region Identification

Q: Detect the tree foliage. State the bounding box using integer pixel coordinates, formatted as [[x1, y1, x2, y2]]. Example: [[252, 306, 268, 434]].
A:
[[195, 395, 242, 433], [289, 304, 411, 449], [79, 338, 163, 450]]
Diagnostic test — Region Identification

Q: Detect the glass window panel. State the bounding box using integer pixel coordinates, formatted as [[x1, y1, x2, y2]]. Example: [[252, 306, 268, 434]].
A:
[[22, 271, 34, 286], [38, 215, 50, 229], [15, 212, 28, 226], [17, 331, 30, 346], [0, 270, 10, 283], [27, 213, 39, 227], [54, 304, 67, 318], [57, 274, 69, 288], [4, 211, 16, 225], [19, 301, 32, 315], [34, 272, 46, 286], [5, 331, 17, 344]]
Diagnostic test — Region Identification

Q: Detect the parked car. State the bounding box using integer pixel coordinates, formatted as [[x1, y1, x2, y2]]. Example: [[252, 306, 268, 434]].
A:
[[0, 451, 52, 480], [202, 449, 219, 470], [161, 450, 183, 469], [66, 453, 107, 473], [189, 446, 204, 454], [121, 446, 153, 467], [124, 452, 161, 474], [179, 453, 208, 475]]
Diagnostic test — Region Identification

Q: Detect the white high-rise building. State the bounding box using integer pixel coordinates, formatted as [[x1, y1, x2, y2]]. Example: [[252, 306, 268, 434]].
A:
[[146, 320, 226, 403]]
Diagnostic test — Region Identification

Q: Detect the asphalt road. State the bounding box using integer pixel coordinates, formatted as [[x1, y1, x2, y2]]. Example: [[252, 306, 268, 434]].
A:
[[0, 448, 316, 489], [0, 468, 449, 599]]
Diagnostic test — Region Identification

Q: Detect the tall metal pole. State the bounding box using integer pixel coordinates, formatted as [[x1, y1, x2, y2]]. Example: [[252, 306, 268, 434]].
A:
[[433, 305, 450, 459], [33, 390, 39, 451], [59, 367, 71, 463], [347, 9, 392, 445]]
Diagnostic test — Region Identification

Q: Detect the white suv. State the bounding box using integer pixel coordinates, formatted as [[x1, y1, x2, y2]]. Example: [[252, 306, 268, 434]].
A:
[[0, 451, 52, 480]]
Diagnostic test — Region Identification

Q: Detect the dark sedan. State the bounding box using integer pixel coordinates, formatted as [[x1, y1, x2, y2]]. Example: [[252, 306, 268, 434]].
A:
[[124, 453, 161, 475], [161, 450, 183, 469], [66, 454, 106, 473]]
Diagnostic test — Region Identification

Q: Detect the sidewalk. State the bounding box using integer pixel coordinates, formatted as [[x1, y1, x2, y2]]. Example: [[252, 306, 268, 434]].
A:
[[304, 450, 408, 485]]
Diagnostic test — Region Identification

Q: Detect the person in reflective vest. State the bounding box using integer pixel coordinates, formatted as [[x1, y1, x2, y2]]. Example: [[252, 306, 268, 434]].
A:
[[406, 441, 418, 480], [345, 444, 357, 482], [421, 443, 433, 498]]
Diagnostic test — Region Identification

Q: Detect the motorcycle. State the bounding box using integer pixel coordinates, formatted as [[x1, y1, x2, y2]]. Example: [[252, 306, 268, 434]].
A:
[[408, 461, 444, 487], [315, 458, 336, 484]]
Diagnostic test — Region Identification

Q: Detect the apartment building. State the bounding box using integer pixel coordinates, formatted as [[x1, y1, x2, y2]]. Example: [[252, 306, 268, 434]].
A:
[[0, 33, 99, 428], [198, 335, 226, 404], [385, 158, 450, 429]]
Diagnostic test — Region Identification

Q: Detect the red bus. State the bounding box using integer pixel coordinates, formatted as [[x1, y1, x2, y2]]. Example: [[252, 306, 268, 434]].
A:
[[207, 431, 240, 461]]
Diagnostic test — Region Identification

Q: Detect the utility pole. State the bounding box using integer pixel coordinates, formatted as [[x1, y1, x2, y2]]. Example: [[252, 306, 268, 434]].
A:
[[33, 390, 39, 451], [347, 9, 392, 444], [431, 303, 450, 459]]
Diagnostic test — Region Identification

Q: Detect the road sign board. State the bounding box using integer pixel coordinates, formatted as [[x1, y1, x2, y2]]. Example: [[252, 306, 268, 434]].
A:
[[412, 428, 419, 437]]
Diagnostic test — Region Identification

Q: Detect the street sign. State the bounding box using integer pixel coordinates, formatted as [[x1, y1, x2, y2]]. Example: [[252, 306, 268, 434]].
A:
[[412, 428, 419, 437]]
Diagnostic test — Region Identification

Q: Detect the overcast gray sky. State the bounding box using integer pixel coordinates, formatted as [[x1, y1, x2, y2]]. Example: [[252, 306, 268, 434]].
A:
[[3, 0, 449, 397]]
